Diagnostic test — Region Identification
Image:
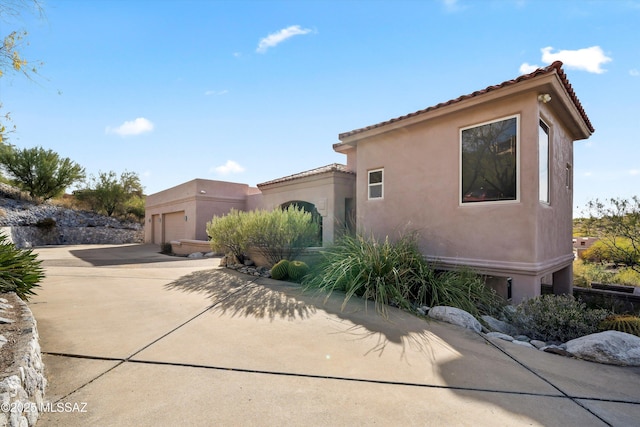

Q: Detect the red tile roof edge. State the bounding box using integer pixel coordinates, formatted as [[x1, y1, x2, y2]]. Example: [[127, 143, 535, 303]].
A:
[[337, 61, 594, 141], [257, 163, 354, 187]]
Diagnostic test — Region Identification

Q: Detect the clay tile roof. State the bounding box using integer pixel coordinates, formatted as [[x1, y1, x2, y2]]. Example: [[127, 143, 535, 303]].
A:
[[337, 61, 594, 141], [257, 163, 354, 187]]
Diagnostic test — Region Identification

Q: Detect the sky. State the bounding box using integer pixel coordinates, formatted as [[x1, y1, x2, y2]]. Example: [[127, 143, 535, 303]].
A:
[[1, 0, 639, 217]]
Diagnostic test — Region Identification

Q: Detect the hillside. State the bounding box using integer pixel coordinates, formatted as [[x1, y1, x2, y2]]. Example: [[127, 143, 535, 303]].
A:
[[0, 184, 143, 247]]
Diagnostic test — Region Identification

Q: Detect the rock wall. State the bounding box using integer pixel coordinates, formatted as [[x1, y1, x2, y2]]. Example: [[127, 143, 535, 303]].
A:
[[1, 226, 143, 248], [0, 294, 46, 427]]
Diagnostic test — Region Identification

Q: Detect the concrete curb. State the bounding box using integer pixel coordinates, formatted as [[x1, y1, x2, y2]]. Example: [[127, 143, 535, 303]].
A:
[[0, 294, 46, 427]]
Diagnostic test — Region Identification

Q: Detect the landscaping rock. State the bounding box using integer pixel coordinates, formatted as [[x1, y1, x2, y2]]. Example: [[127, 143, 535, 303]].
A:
[[530, 340, 546, 349], [429, 306, 482, 333], [565, 331, 640, 366], [511, 340, 535, 349], [541, 345, 572, 357], [486, 332, 514, 341], [187, 252, 204, 258], [481, 315, 519, 336]]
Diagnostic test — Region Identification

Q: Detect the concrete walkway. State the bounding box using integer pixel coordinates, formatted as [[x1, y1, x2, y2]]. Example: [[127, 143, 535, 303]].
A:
[[28, 244, 640, 426]]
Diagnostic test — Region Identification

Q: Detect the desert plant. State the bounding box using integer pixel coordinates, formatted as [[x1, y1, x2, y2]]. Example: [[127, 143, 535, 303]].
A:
[[512, 294, 610, 342], [573, 259, 616, 287], [426, 268, 504, 318], [304, 231, 503, 318], [287, 260, 309, 282], [303, 232, 435, 317], [599, 314, 640, 337], [600, 314, 640, 336], [0, 146, 85, 200], [206, 209, 250, 264], [246, 206, 319, 265], [0, 232, 44, 300], [270, 259, 290, 280]]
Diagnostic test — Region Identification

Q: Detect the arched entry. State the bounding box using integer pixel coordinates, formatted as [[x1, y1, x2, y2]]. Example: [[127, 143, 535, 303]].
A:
[[280, 201, 322, 246]]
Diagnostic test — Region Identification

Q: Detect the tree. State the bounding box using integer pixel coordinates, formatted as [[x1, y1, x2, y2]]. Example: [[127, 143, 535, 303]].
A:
[[0, 146, 85, 200], [584, 196, 640, 272], [0, 1, 44, 144], [75, 170, 144, 218]]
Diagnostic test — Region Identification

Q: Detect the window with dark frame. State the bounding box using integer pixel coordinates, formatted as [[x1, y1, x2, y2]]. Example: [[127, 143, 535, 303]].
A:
[[461, 116, 518, 203]]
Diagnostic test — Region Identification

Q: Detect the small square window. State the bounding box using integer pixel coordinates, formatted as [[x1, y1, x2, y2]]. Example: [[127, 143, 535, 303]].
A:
[[368, 169, 383, 199]]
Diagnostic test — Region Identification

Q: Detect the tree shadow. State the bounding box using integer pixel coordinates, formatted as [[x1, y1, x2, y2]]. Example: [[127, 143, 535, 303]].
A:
[[165, 269, 455, 364]]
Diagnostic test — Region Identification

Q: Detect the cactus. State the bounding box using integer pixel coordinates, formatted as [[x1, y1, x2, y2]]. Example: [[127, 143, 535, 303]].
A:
[[270, 259, 290, 280], [599, 315, 640, 337], [287, 260, 309, 282]]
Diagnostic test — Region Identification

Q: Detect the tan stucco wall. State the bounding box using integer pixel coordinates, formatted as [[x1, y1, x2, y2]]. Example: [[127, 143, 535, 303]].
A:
[[259, 171, 355, 245], [339, 86, 584, 302], [144, 179, 257, 243]]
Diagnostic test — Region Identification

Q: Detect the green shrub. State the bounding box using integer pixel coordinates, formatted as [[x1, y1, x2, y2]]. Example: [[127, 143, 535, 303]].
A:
[[270, 259, 290, 280], [35, 217, 57, 229], [206, 209, 250, 264], [427, 268, 504, 318], [303, 232, 503, 318], [573, 259, 615, 287], [246, 206, 319, 265], [206, 207, 319, 266], [599, 314, 640, 337], [0, 232, 44, 300], [512, 294, 610, 342], [612, 268, 640, 287], [287, 260, 309, 282]]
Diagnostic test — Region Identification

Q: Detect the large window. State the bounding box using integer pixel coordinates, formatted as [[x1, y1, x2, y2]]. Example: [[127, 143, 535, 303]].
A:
[[368, 168, 383, 199], [461, 116, 518, 203], [539, 120, 549, 203]]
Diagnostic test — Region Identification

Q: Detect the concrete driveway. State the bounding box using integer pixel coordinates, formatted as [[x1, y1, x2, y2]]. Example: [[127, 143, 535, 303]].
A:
[[29, 244, 640, 426]]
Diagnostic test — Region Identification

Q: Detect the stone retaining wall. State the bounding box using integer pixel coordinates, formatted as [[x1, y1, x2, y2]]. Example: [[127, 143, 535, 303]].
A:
[[1, 226, 144, 248], [0, 294, 46, 427]]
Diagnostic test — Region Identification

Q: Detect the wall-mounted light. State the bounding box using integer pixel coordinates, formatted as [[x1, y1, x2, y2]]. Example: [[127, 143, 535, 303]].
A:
[[200, 190, 206, 194], [185, 216, 188, 221], [538, 93, 551, 103], [148, 218, 152, 223]]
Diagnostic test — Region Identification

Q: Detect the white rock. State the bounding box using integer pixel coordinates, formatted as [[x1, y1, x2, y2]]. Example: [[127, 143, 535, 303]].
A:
[[511, 340, 535, 349], [187, 252, 204, 258], [481, 315, 519, 336], [486, 332, 514, 341], [428, 306, 482, 333], [565, 331, 640, 366]]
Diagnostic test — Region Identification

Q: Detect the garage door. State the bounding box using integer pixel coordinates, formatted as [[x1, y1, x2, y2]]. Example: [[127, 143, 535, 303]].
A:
[[163, 211, 185, 243]]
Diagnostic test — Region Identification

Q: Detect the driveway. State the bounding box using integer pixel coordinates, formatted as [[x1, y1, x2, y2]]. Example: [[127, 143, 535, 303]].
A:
[[29, 244, 640, 426]]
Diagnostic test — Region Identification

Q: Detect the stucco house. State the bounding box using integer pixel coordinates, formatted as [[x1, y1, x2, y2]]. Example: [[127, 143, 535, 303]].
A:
[[145, 61, 593, 303]]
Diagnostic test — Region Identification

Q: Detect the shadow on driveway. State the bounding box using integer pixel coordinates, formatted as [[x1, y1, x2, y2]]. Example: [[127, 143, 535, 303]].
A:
[[68, 244, 185, 267]]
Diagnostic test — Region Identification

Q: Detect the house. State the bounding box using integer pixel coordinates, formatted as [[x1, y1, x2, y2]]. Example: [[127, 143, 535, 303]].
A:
[[145, 61, 593, 303]]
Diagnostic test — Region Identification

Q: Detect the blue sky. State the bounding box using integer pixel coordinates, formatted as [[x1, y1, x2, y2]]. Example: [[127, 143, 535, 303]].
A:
[[1, 0, 639, 216]]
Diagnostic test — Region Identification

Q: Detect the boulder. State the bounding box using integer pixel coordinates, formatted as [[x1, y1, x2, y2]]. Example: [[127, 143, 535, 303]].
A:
[[485, 332, 514, 341], [481, 315, 519, 336], [565, 331, 640, 366], [429, 306, 482, 333]]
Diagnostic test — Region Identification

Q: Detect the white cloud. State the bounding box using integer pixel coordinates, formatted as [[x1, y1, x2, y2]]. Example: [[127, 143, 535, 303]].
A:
[[629, 169, 640, 176], [256, 25, 312, 53], [442, 0, 466, 12], [106, 117, 154, 136], [212, 160, 245, 175], [540, 46, 612, 74], [630, 69, 639, 77], [204, 89, 228, 96], [519, 62, 540, 74]]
